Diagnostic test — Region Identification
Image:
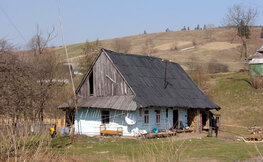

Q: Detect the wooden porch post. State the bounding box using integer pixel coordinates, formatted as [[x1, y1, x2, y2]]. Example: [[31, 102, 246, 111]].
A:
[[207, 111, 212, 137], [196, 109, 201, 133]]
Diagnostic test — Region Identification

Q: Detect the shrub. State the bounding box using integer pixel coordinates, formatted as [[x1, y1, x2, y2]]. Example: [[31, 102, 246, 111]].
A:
[[250, 76, 263, 89], [81, 40, 101, 71], [170, 42, 178, 51], [192, 39, 197, 46], [207, 61, 229, 74], [190, 67, 209, 90]]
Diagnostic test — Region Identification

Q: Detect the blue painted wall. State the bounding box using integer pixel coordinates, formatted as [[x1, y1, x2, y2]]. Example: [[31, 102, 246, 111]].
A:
[[75, 107, 188, 136]]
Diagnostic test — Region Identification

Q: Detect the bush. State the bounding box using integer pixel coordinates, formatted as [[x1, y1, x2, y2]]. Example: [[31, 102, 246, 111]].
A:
[[170, 42, 178, 51], [207, 61, 229, 74], [250, 76, 263, 89], [192, 39, 197, 46], [81, 40, 101, 71], [190, 66, 209, 91]]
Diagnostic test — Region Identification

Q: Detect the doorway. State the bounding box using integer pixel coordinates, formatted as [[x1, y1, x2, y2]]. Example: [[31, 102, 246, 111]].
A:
[[173, 110, 178, 129], [202, 111, 208, 128]]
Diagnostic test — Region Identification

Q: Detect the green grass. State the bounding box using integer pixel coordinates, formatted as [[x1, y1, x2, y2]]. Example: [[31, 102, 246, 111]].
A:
[[183, 138, 263, 161], [210, 72, 263, 127], [50, 136, 263, 161]]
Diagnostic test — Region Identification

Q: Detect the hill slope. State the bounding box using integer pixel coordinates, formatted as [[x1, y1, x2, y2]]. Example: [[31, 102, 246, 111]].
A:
[[56, 27, 263, 72]]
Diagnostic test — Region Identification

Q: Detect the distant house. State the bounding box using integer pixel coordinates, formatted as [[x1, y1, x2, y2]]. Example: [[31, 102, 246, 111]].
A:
[[249, 46, 263, 76], [59, 49, 220, 136]]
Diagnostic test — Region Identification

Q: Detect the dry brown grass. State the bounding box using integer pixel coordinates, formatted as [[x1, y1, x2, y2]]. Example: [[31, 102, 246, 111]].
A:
[[0, 118, 75, 162], [154, 41, 192, 51], [198, 42, 239, 51], [54, 27, 263, 73]]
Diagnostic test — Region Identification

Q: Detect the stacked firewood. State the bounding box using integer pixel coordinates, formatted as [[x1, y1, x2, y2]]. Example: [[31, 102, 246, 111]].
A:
[[246, 127, 263, 141], [248, 126, 263, 135]]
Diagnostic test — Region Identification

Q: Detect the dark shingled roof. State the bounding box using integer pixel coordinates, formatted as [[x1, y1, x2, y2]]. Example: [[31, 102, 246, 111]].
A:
[[59, 96, 137, 111], [103, 49, 220, 109]]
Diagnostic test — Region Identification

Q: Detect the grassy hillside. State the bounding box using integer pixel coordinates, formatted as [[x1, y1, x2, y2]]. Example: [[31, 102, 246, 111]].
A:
[[56, 27, 263, 72], [210, 72, 263, 127]]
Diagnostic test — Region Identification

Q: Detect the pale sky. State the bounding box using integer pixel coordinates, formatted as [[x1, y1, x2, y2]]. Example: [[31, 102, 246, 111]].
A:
[[0, 0, 262, 48]]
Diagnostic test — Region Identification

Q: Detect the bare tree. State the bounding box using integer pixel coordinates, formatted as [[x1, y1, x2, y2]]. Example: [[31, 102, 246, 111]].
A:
[[26, 26, 67, 121], [0, 39, 14, 54], [186, 56, 208, 91], [142, 39, 155, 56], [81, 40, 101, 70], [112, 38, 131, 53], [223, 4, 258, 59], [0, 42, 34, 125], [27, 24, 56, 55]]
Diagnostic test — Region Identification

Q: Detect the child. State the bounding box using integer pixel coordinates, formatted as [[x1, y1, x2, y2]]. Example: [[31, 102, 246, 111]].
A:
[[50, 124, 57, 138]]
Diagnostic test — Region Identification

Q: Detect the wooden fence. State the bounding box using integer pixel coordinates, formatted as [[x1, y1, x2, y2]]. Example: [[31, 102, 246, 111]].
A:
[[0, 118, 66, 138]]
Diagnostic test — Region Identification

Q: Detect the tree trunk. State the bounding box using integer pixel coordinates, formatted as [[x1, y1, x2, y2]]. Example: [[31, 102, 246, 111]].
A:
[[241, 36, 248, 59]]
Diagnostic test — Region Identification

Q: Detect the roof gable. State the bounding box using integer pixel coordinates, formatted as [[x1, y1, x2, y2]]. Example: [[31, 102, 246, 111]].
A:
[[76, 49, 135, 97]]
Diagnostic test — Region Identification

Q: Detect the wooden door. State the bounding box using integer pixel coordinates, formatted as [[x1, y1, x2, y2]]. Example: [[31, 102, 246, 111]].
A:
[[173, 110, 178, 129]]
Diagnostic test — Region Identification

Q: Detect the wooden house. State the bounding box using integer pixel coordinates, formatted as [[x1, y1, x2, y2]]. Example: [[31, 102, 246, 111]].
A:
[[59, 49, 220, 136]]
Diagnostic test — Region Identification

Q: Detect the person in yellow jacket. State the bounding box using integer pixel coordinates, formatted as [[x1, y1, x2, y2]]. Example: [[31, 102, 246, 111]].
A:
[[50, 124, 56, 138]]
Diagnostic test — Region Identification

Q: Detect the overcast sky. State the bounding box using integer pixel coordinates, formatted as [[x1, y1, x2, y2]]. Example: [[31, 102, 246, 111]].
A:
[[0, 0, 262, 48]]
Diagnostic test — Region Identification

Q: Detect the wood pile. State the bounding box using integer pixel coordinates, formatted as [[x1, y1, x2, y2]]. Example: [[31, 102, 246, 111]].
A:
[[248, 126, 263, 135], [142, 132, 176, 139], [244, 127, 263, 142]]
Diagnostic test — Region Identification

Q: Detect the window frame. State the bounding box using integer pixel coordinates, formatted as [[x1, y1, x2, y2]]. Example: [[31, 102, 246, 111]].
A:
[[155, 110, 161, 124], [144, 110, 149, 124]]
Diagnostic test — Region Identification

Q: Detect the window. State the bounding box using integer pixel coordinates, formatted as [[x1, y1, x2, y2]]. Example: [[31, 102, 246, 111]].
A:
[[155, 110, 160, 123], [144, 110, 149, 124], [101, 111, 110, 124], [89, 71, 94, 95]]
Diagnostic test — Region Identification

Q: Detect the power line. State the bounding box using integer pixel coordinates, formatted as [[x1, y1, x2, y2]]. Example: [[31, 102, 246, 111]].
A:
[[57, 0, 80, 133], [0, 4, 27, 43]]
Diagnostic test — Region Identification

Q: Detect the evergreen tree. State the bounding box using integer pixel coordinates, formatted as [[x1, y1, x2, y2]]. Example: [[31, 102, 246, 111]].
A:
[[181, 26, 186, 31], [203, 24, 207, 30], [144, 30, 147, 34], [261, 27, 263, 38], [238, 19, 250, 39], [187, 27, 190, 30], [165, 28, 170, 32], [196, 24, 200, 30]]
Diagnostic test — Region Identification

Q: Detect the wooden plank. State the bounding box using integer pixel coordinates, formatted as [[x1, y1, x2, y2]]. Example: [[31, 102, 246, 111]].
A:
[[78, 52, 135, 98]]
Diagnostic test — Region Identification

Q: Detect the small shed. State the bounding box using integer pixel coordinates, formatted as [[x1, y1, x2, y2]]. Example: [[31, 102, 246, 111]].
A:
[[249, 46, 263, 76]]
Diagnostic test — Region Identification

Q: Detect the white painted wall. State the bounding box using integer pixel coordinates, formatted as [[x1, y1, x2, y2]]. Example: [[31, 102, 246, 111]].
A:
[[75, 107, 188, 136]]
